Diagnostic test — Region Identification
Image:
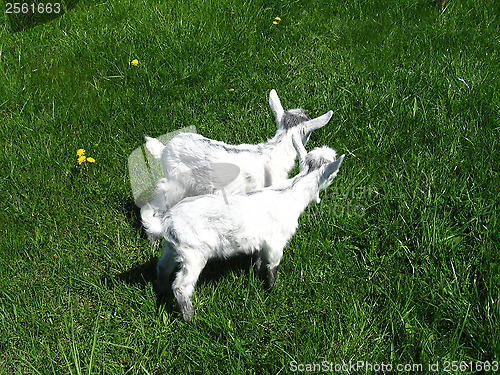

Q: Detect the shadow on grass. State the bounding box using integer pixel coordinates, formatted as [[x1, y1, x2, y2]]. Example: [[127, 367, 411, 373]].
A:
[[7, 0, 81, 32], [117, 256, 158, 287], [123, 200, 146, 235], [117, 253, 258, 320]]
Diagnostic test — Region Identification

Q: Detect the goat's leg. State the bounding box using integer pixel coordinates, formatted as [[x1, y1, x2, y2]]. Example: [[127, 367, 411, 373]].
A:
[[171, 255, 207, 322], [259, 244, 284, 289], [155, 242, 177, 295], [267, 263, 280, 288], [253, 254, 263, 279]]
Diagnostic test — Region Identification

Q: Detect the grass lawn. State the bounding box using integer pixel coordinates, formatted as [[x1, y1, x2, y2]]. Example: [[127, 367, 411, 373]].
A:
[[1, 0, 499, 373]]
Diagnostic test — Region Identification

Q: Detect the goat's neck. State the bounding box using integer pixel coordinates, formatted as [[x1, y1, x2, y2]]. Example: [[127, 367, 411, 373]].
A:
[[264, 132, 297, 178], [285, 172, 322, 214]]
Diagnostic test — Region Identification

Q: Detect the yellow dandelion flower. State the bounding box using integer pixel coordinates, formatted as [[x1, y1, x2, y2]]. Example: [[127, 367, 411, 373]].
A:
[[131, 59, 139, 66], [275, 16, 281, 21], [77, 149, 85, 156], [77, 155, 87, 164], [273, 20, 278, 25], [87, 157, 96, 163]]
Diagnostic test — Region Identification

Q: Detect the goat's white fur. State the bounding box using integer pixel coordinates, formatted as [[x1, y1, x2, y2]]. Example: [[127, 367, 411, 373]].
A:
[[144, 147, 345, 322], [140, 90, 333, 240]]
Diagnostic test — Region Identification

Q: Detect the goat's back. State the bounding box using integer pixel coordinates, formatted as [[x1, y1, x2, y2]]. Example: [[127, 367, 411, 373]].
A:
[[163, 191, 299, 258], [160, 133, 271, 193]]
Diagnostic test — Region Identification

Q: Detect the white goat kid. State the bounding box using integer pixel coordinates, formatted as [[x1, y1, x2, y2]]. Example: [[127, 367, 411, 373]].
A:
[[140, 90, 333, 240], [145, 146, 345, 322]]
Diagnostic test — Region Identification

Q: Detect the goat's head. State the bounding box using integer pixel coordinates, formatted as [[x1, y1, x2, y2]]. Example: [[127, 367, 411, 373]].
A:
[[269, 89, 333, 147], [318, 153, 345, 198], [304, 147, 339, 174], [292, 143, 344, 203]]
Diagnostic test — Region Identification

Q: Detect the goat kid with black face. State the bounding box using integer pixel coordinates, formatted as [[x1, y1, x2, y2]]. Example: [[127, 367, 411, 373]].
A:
[[141, 90, 333, 241], [144, 141, 345, 322]]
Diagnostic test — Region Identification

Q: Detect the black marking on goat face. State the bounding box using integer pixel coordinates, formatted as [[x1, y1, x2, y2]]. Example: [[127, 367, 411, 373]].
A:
[[281, 108, 311, 130], [305, 155, 331, 173]]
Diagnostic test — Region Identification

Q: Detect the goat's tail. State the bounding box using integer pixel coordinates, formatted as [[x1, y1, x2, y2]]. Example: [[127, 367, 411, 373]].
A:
[[144, 136, 165, 160], [140, 203, 164, 239]]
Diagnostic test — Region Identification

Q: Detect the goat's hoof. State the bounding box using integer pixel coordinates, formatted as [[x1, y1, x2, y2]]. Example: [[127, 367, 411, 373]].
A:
[[182, 312, 196, 323]]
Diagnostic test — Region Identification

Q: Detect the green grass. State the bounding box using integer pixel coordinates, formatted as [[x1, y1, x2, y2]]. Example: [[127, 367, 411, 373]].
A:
[[1, 0, 499, 373]]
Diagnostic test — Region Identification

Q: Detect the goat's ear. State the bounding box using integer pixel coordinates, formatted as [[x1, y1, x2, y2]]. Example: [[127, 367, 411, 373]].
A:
[[324, 154, 345, 177], [302, 110, 333, 132], [269, 89, 285, 127], [291, 132, 307, 168]]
